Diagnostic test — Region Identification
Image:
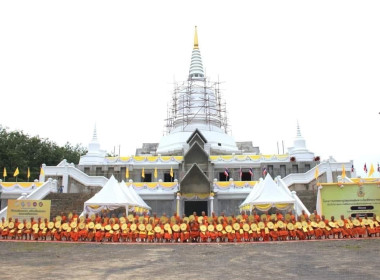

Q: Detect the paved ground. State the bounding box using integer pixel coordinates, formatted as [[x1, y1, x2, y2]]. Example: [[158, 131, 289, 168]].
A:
[[0, 238, 379, 280]]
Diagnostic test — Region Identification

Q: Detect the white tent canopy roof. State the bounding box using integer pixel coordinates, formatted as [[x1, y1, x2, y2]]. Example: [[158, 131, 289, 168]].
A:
[[240, 174, 295, 208], [83, 175, 150, 214], [120, 181, 151, 210]]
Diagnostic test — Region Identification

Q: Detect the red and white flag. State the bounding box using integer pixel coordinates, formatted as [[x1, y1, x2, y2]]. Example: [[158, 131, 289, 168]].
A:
[[224, 168, 229, 177], [262, 167, 267, 177], [249, 167, 253, 176]]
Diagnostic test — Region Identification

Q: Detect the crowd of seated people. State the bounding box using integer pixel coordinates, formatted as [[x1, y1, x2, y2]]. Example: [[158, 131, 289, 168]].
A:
[[1, 210, 379, 243]]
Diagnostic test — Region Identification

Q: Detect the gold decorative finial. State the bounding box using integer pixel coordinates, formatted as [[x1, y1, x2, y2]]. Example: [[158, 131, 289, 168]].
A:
[[194, 26, 199, 49]]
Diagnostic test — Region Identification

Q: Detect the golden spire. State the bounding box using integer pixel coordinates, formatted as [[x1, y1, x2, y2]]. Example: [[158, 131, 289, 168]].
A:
[[194, 26, 199, 49]]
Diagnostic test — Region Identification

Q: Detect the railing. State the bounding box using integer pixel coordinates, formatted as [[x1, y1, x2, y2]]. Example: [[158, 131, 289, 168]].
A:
[[282, 161, 353, 186], [0, 179, 57, 219], [44, 165, 108, 187]]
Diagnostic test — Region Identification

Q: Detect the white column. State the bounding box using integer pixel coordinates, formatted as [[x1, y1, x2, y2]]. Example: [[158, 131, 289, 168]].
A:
[[62, 164, 69, 193], [176, 193, 181, 217], [326, 164, 333, 183], [39, 164, 46, 182], [209, 195, 214, 216], [291, 191, 298, 218]]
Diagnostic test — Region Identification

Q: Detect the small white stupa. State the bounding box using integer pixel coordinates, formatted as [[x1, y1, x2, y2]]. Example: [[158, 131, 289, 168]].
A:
[[79, 125, 107, 165], [288, 121, 315, 161]]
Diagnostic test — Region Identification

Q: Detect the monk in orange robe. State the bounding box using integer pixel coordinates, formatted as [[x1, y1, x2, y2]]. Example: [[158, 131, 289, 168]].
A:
[[253, 211, 260, 223], [218, 220, 228, 242], [301, 210, 308, 220], [190, 220, 199, 242], [268, 222, 278, 241], [227, 220, 236, 242], [365, 215, 376, 237], [287, 222, 297, 240], [71, 229, 80, 242], [54, 229, 62, 241], [173, 224, 181, 243], [8, 218, 16, 239], [373, 214, 380, 236], [277, 218, 289, 241], [199, 223, 208, 242], [314, 219, 324, 239], [340, 215, 352, 238], [61, 212, 67, 223], [312, 210, 321, 221], [95, 214, 102, 224], [295, 217, 305, 240], [139, 224, 147, 242], [180, 221, 190, 243], [87, 229, 95, 242], [211, 212, 218, 223], [234, 219, 242, 242], [240, 211, 248, 223], [15, 219, 23, 240], [163, 224, 172, 242], [80, 226, 89, 241], [276, 210, 283, 221]]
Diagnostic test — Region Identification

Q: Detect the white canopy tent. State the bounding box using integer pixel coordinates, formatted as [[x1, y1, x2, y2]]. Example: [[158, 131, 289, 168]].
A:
[[240, 174, 296, 213], [83, 175, 150, 215], [119, 181, 151, 212]]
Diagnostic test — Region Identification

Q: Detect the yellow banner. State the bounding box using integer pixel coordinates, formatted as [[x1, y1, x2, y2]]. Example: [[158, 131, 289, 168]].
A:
[[321, 183, 380, 219], [7, 199, 51, 221]]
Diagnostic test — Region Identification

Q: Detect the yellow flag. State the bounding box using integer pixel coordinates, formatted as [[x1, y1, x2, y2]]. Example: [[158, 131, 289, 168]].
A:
[[341, 165, 346, 179], [14, 167, 19, 177], [141, 168, 145, 179], [126, 167, 129, 179], [3, 167, 7, 178], [27, 167, 31, 178], [170, 166, 174, 178], [368, 164, 375, 177], [154, 167, 158, 179], [40, 167, 44, 175], [314, 166, 319, 180]]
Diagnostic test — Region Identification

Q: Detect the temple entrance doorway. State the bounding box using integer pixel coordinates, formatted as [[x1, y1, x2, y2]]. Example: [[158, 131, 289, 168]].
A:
[[184, 201, 208, 217]]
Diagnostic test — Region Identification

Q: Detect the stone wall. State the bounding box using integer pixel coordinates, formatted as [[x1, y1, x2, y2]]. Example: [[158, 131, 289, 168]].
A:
[[45, 193, 95, 219], [294, 190, 318, 213], [216, 199, 245, 216], [144, 200, 176, 216]]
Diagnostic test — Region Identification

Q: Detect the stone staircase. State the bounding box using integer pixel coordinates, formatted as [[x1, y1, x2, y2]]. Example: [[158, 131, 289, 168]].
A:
[[45, 193, 95, 219]]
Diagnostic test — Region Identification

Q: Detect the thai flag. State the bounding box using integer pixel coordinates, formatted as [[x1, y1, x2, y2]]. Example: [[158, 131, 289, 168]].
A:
[[364, 163, 368, 173], [249, 167, 253, 176], [377, 163, 380, 173], [224, 168, 229, 177], [262, 167, 267, 177], [351, 164, 355, 173]]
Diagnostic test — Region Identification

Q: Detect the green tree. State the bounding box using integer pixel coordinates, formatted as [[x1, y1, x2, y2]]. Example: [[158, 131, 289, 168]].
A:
[[0, 126, 87, 181]]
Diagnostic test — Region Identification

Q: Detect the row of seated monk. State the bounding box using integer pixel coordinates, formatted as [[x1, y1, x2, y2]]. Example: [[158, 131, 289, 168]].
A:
[[1, 209, 379, 242]]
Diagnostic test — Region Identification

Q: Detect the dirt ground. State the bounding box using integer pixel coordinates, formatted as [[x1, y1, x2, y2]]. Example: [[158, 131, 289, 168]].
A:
[[0, 238, 379, 280]]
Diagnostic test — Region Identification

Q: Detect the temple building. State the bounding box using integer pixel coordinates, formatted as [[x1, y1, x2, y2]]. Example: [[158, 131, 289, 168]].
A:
[[0, 27, 354, 218]]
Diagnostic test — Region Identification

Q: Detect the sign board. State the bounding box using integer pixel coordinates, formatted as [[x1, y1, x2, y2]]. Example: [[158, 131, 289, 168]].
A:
[[7, 200, 51, 221], [321, 184, 380, 219]]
